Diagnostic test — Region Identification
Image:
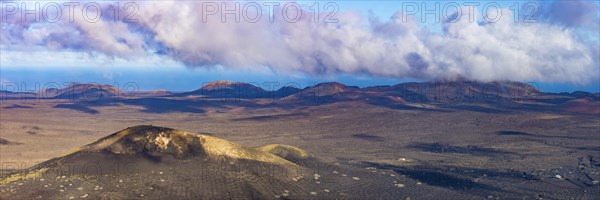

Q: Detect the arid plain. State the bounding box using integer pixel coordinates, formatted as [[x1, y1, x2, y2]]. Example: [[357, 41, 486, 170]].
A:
[[1, 81, 599, 199]]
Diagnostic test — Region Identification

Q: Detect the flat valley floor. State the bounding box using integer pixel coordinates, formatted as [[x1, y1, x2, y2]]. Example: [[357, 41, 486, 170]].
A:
[[1, 98, 599, 199]]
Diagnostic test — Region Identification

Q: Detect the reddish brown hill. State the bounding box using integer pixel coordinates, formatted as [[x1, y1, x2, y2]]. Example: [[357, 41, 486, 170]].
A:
[[281, 82, 405, 106], [51, 83, 124, 100], [560, 96, 600, 115]]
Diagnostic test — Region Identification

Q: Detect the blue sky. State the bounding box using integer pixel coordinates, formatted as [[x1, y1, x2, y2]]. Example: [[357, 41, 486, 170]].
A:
[[1, 0, 599, 92]]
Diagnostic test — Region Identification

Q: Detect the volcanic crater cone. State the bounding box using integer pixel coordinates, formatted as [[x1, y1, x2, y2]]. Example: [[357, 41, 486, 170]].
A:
[[0, 126, 406, 200]]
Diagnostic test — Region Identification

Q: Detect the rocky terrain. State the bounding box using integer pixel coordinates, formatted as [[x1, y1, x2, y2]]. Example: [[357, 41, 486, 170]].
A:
[[0, 80, 598, 199]]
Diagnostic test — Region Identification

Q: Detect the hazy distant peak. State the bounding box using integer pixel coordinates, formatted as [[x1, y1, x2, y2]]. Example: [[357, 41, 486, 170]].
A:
[[312, 82, 359, 92], [200, 80, 263, 91]]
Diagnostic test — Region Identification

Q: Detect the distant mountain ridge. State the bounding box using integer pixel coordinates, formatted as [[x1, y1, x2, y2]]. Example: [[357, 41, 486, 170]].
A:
[[281, 80, 544, 105], [0, 80, 577, 101], [1, 81, 598, 114], [50, 83, 125, 100], [182, 80, 301, 99]]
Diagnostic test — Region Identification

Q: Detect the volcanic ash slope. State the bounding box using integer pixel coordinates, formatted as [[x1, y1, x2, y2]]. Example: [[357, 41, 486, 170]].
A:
[[0, 125, 407, 200]]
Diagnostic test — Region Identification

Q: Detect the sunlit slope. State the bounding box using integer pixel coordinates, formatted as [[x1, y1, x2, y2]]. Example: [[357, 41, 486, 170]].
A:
[[0, 125, 410, 200]]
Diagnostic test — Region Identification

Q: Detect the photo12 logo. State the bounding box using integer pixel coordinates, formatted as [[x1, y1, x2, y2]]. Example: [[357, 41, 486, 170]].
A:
[[399, 1, 539, 23], [0, 1, 341, 24], [199, 1, 339, 23], [1, 1, 139, 23], [0, 81, 140, 102]]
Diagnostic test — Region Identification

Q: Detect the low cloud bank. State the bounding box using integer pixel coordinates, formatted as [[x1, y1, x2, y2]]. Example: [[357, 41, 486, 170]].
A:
[[1, 1, 598, 83]]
